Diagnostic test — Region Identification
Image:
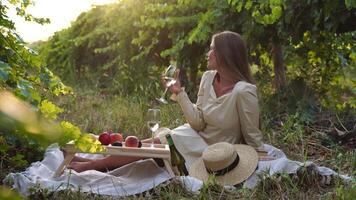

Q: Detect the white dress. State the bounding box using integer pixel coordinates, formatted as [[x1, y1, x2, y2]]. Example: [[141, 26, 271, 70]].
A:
[[156, 70, 264, 168]]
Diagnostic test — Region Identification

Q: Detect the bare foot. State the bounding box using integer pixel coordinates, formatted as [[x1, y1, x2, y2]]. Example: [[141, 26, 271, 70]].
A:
[[68, 161, 93, 173]]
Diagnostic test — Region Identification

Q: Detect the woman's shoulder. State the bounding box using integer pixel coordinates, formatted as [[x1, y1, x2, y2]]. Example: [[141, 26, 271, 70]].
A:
[[199, 70, 216, 85], [233, 81, 258, 96], [201, 70, 216, 80]]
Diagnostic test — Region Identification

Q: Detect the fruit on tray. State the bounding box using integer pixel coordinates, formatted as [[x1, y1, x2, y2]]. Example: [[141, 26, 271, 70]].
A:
[[125, 136, 139, 147], [110, 133, 123, 144], [98, 132, 111, 145], [88, 133, 99, 140]]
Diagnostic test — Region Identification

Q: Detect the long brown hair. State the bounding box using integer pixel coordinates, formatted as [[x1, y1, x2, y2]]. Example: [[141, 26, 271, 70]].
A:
[[212, 31, 254, 84]]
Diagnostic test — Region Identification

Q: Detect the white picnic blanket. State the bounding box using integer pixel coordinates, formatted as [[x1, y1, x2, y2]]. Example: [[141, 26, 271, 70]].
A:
[[3, 142, 351, 197], [171, 143, 352, 191], [4, 144, 171, 196]]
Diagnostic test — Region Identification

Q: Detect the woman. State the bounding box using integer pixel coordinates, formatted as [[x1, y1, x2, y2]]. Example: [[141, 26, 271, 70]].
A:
[[68, 31, 264, 172]]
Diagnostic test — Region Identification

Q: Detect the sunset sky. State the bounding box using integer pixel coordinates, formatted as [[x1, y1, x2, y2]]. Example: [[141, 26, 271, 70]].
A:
[[7, 0, 117, 43]]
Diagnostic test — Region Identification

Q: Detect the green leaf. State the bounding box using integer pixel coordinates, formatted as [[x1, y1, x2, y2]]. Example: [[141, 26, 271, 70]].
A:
[[345, 0, 356, 9], [75, 134, 104, 153], [350, 51, 356, 62], [0, 61, 11, 81], [10, 153, 28, 168], [16, 79, 33, 100], [59, 121, 81, 145], [271, 6, 282, 20], [0, 186, 22, 200], [245, 0, 253, 10], [270, 0, 282, 5], [39, 100, 63, 120]]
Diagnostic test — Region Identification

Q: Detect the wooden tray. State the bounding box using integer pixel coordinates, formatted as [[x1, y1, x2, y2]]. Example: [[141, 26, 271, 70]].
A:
[[53, 142, 174, 178]]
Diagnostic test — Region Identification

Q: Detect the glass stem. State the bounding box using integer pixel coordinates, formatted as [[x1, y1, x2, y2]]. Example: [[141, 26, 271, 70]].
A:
[[151, 131, 155, 148], [160, 88, 168, 99]]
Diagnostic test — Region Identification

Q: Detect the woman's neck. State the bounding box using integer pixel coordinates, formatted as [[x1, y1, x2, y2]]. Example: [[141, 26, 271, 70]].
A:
[[215, 71, 237, 87], [213, 72, 236, 97]]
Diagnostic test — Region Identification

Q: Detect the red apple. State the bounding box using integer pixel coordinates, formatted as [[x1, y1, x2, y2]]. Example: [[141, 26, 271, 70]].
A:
[[99, 132, 111, 145], [110, 133, 123, 144], [125, 136, 139, 148]]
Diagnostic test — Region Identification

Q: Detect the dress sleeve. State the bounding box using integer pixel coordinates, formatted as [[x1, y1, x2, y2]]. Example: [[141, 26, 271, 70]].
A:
[[236, 85, 263, 149], [176, 73, 207, 131]]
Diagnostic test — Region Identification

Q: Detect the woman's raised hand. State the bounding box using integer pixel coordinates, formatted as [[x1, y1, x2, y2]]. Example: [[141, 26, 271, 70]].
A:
[[161, 69, 182, 95]]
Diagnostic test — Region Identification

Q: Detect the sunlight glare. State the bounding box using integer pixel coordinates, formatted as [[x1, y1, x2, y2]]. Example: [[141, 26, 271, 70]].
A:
[[8, 0, 117, 43]]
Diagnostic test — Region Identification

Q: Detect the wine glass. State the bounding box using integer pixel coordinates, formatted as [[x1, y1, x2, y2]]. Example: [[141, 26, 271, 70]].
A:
[[156, 65, 177, 104], [147, 108, 161, 148]]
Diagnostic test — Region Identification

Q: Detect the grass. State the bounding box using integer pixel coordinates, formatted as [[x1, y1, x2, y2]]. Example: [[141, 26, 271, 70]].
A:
[[1, 87, 355, 199], [24, 173, 355, 200], [55, 89, 185, 139]]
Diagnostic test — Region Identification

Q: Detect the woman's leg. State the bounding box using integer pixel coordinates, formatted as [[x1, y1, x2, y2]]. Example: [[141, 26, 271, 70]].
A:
[[169, 124, 207, 168], [68, 155, 143, 172], [70, 156, 92, 163], [68, 137, 162, 172]]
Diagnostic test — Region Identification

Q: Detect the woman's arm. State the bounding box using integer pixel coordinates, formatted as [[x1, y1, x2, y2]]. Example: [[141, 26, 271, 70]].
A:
[[176, 86, 206, 131], [236, 85, 263, 149], [168, 71, 207, 131]]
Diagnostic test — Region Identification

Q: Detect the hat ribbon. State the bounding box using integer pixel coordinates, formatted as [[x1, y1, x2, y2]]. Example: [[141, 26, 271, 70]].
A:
[[206, 152, 240, 176]]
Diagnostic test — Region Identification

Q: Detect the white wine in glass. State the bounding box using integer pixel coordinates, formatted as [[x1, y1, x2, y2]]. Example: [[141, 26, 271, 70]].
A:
[[147, 108, 161, 147], [156, 65, 177, 104]]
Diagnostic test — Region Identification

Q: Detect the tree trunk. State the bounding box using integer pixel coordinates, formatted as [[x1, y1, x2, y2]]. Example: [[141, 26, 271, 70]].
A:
[[189, 66, 198, 88], [271, 42, 286, 90], [178, 60, 188, 88]]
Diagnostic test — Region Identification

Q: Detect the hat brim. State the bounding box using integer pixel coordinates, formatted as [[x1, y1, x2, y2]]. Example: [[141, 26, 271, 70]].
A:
[[188, 144, 258, 186]]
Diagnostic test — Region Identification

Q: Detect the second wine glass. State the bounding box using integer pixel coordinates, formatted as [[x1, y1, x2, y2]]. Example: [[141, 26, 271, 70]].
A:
[[147, 108, 161, 148]]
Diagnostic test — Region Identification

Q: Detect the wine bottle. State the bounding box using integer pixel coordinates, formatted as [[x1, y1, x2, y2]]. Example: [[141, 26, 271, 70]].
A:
[[165, 134, 189, 176]]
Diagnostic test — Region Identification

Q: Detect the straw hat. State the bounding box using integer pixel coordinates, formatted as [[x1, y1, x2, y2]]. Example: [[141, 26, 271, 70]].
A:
[[189, 142, 258, 186]]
